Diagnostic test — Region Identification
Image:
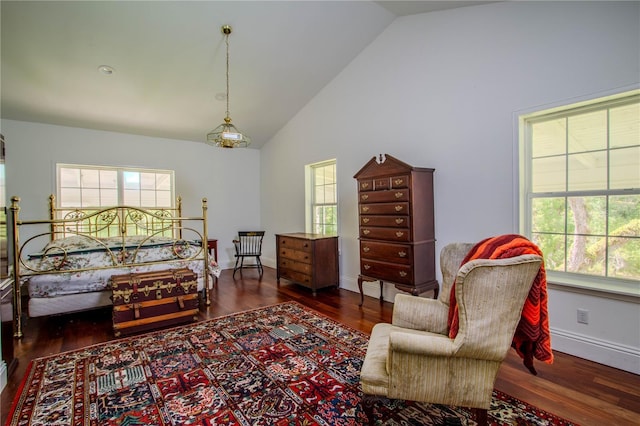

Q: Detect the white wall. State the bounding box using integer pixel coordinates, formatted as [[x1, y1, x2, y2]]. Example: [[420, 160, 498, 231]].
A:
[[260, 1, 640, 373], [0, 119, 262, 268]]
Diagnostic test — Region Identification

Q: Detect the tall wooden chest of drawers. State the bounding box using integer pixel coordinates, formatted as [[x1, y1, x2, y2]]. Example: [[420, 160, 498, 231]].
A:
[[276, 233, 339, 296], [354, 154, 438, 305]]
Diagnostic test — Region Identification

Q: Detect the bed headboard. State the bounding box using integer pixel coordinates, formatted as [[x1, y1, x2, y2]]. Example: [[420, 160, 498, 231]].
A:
[[47, 194, 184, 240]]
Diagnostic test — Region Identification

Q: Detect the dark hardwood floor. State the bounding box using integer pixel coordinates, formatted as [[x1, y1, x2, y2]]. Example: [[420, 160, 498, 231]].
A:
[[2, 267, 639, 425]]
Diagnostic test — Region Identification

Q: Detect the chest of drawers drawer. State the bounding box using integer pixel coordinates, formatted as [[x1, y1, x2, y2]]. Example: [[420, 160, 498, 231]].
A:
[[360, 241, 412, 264], [359, 259, 413, 285], [358, 188, 409, 203], [278, 257, 312, 274], [277, 235, 313, 252], [359, 215, 408, 227], [360, 202, 409, 215], [360, 227, 411, 242], [278, 247, 312, 264]]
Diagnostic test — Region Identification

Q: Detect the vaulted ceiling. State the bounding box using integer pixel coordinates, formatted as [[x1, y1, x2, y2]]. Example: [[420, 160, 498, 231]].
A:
[[1, 1, 497, 148]]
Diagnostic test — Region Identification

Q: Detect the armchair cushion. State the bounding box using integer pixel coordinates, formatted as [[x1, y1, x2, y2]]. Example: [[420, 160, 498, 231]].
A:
[[447, 234, 553, 374]]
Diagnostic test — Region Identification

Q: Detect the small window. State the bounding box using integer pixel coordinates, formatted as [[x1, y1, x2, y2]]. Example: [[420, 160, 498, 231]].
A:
[[519, 90, 639, 293], [306, 160, 338, 234], [57, 164, 175, 209]]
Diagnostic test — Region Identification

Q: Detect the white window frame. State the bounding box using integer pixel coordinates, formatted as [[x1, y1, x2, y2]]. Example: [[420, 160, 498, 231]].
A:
[[518, 89, 640, 298], [305, 159, 338, 235], [56, 164, 175, 209]]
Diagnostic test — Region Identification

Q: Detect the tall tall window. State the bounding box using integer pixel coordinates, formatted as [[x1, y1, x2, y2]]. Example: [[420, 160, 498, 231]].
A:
[[306, 160, 337, 234], [520, 90, 639, 291], [57, 164, 174, 208]]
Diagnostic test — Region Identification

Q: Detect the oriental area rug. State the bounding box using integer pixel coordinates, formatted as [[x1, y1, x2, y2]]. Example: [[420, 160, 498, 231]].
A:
[[5, 302, 578, 426]]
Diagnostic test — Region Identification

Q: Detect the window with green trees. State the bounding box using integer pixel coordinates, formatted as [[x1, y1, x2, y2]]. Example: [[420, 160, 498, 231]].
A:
[[520, 90, 639, 292], [56, 164, 175, 238], [57, 164, 174, 208], [306, 160, 337, 235]]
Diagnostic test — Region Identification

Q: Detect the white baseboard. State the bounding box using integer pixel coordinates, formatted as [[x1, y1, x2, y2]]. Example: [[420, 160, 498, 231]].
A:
[[550, 327, 640, 374], [0, 360, 7, 393]]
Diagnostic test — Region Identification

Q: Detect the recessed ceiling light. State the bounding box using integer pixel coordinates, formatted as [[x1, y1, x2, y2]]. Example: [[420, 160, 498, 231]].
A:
[[214, 92, 227, 101], [98, 65, 114, 75]]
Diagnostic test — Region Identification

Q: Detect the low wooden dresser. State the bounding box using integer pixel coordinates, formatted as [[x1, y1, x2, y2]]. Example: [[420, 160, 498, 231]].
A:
[[276, 233, 339, 295], [354, 154, 438, 305]]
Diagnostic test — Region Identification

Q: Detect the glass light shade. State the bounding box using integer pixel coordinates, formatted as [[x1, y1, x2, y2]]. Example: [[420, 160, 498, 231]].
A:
[[206, 119, 251, 148]]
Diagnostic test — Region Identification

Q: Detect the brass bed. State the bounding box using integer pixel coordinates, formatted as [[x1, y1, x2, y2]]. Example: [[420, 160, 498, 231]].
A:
[[10, 195, 215, 338]]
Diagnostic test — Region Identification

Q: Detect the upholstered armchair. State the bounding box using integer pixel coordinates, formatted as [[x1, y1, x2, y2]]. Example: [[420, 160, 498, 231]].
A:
[[359, 243, 543, 425]]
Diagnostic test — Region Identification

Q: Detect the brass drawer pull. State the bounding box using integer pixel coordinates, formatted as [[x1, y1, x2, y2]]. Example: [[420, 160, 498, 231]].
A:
[[361, 194, 369, 201], [363, 229, 370, 235], [363, 264, 371, 270], [395, 218, 404, 224], [398, 251, 406, 257], [395, 205, 403, 212], [395, 192, 403, 199], [395, 231, 404, 238], [394, 178, 404, 186], [362, 218, 370, 223], [362, 206, 370, 213], [363, 246, 370, 253], [399, 271, 407, 277], [361, 182, 370, 190]]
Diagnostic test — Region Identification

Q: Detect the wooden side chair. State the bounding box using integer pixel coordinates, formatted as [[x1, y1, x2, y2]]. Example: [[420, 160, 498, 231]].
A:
[[232, 231, 265, 278]]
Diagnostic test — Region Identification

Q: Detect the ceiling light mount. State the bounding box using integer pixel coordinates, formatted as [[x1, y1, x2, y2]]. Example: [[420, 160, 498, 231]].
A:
[[98, 65, 114, 75], [206, 24, 251, 148]]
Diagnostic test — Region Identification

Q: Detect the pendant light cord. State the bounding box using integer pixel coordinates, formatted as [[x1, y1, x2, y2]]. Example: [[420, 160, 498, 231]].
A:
[[225, 32, 230, 120]]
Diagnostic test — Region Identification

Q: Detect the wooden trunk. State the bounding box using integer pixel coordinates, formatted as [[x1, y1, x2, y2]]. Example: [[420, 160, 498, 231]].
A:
[[111, 268, 199, 337]]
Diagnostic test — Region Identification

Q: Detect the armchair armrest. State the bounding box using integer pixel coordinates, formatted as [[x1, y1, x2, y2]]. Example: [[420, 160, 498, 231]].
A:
[[392, 293, 449, 334], [389, 329, 457, 357]]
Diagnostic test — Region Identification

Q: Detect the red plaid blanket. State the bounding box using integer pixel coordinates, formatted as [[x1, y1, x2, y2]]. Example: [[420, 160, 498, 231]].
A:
[[447, 234, 553, 374]]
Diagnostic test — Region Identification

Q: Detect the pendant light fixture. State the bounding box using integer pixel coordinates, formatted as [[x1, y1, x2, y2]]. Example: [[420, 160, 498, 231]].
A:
[[206, 25, 251, 148]]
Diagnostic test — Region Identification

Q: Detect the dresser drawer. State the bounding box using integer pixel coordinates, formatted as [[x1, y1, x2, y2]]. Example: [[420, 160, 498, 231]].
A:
[[360, 202, 409, 215], [278, 258, 312, 275], [358, 179, 374, 192], [390, 175, 409, 189], [278, 268, 312, 287], [360, 259, 413, 285], [359, 189, 409, 203], [279, 247, 312, 264], [360, 215, 408, 228], [373, 178, 390, 190], [360, 227, 411, 242], [360, 241, 412, 264], [277, 236, 313, 252]]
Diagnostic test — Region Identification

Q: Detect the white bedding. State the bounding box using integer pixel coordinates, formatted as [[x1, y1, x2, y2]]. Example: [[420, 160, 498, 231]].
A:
[[23, 235, 211, 298]]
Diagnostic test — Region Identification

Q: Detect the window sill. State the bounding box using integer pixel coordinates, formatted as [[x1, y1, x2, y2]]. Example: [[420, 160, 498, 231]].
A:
[[546, 271, 640, 303]]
